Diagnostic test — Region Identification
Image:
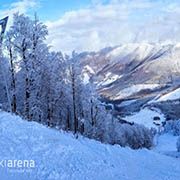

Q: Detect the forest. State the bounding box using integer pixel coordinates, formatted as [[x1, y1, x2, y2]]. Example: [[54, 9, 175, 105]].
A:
[[0, 13, 155, 149]]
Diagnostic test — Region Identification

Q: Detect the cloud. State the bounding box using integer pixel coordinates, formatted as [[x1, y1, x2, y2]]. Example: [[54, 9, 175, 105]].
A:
[[46, 0, 180, 53], [46, 1, 131, 53], [0, 0, 39, 27], [1, 0, 180, 53]]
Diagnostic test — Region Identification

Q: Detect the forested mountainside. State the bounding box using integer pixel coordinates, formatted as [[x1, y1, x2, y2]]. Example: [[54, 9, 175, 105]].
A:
[[77, 43, 180, 119]]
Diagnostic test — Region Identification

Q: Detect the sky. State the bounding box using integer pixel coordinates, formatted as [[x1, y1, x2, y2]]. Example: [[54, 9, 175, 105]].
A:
[[1, 0, 180, 53]]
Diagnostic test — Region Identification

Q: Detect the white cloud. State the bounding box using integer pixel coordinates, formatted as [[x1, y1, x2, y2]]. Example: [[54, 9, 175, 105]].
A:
[[1, 0, 180, 53], [46, 2, 131, 53], [46, 0, 180, 53], [0, 0, 38, 27]]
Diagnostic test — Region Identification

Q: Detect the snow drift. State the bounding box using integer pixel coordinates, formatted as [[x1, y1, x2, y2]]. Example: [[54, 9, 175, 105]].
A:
[[0, 111, 180, 180]]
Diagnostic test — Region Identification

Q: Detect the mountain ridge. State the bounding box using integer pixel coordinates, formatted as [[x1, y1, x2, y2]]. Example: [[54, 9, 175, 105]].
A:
[[78, 42, 180, 119]]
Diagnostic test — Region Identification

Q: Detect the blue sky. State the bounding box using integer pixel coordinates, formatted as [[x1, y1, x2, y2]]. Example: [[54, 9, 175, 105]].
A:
[[1, 0, 180, 52], [0, 0, 110, 21], [30, 0, 93, 21], [38, 0, 92, 21]]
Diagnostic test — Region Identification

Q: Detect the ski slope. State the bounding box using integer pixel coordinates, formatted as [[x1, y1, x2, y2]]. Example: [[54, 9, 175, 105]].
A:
[[157, 88, 180, 102], [0, 111, 180, 180], [124, 108, 165, 128]]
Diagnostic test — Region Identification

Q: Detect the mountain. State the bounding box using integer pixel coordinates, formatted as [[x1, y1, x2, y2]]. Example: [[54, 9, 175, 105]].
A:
[[78, 43, 180, 120], [0, 110, 180, 180]]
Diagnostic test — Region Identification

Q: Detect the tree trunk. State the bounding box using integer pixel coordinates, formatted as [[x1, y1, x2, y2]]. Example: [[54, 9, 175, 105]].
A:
[[23, 49, 30, 120], [9, 47, 17, 113], [66, 106, 70, 131], [72, 71, 78, 134], [91, 99, 94, 126]]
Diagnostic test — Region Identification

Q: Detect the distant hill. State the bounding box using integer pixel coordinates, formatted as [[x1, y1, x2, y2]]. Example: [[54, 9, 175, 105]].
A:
[[78, 43, 180, 119]]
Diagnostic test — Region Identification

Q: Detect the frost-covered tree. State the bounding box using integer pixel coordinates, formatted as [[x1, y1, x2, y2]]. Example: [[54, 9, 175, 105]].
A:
[[28, 14, 48, 121], [6, 13, 49, 120], [0, 56, 11, 110], [5, 32, 17, 113], [0, 13, 155, 150], [7, 13, 33, 118], [164, 120, 180, 136], [45, 52, 68, 127], [66, 52, 111, 136], [113, 122, 154, 149]]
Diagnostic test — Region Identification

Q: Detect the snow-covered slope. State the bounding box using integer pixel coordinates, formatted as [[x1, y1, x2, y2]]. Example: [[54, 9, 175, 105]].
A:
[[78, 43, 180, 121], [79, 43, 180, 101], [0, 111, 180, 180], [106, 43, 168, 64], [154, 133, 180, 158], [156, 87, 180, 102], [114, 84, 159, 100], [124, 108, 165, 128]]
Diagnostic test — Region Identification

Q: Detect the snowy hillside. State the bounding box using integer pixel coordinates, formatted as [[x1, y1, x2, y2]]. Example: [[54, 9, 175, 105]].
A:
[[156, 87, 180, 102], [106, 43, 170, 64], [124, 108, 165, 128], [79, 43, 180, 100], [113, 84, 160, 100], [0, 111, 180, 180], [77, 43, 180, 122]]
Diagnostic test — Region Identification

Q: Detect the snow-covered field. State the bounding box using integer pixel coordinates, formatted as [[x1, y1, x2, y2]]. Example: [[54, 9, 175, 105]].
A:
[[124, 108, 165, 128], [115, 84, 160, 99], [0, 111, 180, 180]]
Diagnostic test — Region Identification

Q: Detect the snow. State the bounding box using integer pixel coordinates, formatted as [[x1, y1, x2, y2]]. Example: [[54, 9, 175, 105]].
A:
[[155, 133, 178, 152], [118, 99, 137, 107], [154, 133, 180, 158], [115, 84, 160, 99], [0, 111, 180, 180], [106, 43, 168, 65], [156, 88, 180, 102], [124, 108, 165, 128], [175, 43, 180, 48], [82, 73, 90, 84], [82, 65, 95, 84], [84, 65, 95, 74], [99, 72, 120, 86], [107, 43, 155, 61]]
